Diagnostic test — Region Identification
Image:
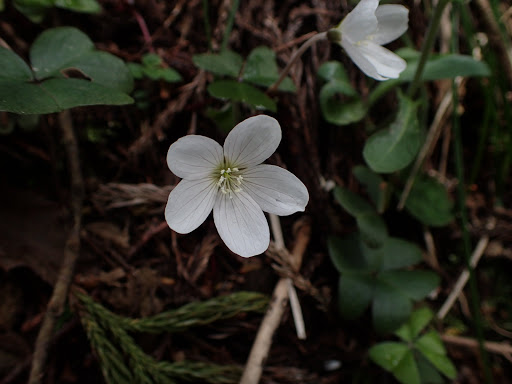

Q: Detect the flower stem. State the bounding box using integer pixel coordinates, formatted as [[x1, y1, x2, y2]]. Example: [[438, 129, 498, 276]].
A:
[[268, 31, 327, 93], [407, 0, 451, 98]]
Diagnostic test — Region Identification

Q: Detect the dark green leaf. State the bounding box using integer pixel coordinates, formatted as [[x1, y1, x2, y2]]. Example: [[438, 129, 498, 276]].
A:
[[0, 80, 59, 114], [141, 53, 162, 67], [338, 274, 374, 320], [352, 165, 388, 212], [40, 78, 133, 110], [377, 238, 423, 271], [30, 27, 94, 79], [333, 186, 375, 216], [127, 63, 145, 79], [64, 51, 134, 93], [205, 104, 236, 134], [404, 175, 454, 227], [0, 47, 34, 81], [369, 343, 421, 384], [143, 66, 182, 83], [395, 307, 434, 342], [363, 93, 422, 173], [243, 46, 295, 92], [328, 234, 367, 273], [379, 270, 439, 300], [416, 330, 457, 379], [319, 80, 367, 125], [416, 353, 444, 384], [317, 61, 349, 83], [356, 211, 388, 249], [207, 80, 276, 112], [192, 50, 243, 77], [54, 0, 101, 13], [398, 52, 491, 81], [13, 0, 51, 23], [373, 281, 411, 333]]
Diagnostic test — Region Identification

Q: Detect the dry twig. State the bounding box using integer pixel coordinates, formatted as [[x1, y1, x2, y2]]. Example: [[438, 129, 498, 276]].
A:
[[28, 110, 84, 384], [239, 216, 311, 384]]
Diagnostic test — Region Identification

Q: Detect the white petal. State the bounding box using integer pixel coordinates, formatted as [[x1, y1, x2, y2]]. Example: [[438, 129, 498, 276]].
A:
[[223, 115, 281, 169], [213, 191, 270, 257], [357, 41, 407, 79], [165, 179, 217, 234], [242, 164, 309, 216], [372, 5, 409, 45], [167, 135, 223, 180], [339, 0, 379, 43], [341, 39, 387, 81]]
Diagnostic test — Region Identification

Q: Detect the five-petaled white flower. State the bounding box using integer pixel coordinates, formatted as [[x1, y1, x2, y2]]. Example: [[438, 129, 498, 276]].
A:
[[331, 0, 409, 81], [165, 115, 309, 258]]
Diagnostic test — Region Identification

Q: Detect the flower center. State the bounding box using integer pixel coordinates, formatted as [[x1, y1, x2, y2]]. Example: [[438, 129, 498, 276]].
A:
[[215, 167, 243, 198]]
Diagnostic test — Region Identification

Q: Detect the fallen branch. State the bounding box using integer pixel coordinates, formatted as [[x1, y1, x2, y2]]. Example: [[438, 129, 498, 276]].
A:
[[239, 216, 311, 384], [437, 236, 489, 320], [441, 334, 512, 363], [28, 110, 84, 384]]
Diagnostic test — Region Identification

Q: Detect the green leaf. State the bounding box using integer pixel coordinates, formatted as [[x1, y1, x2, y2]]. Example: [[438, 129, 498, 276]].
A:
[[395, 307, 434, 342], [0, 27, 133, 114], [0, 47, 34, 81], [356, 211, 388, 249], [328, 234, 367, 273], [318, 61, 349, 83], [242, 46, 295, 92], [377, 238, 422, 271], [319, 80, 367, 125], [416, 353, 445, 384], [192, 50, 243, 77], [63, 51, 134, 93], [404, 175, 454, 227], [363, 93, 422, 173], [141, 53, 162, 67], [352, 165, 389, 213], [372, 281, 411, 333], [398, 52, 491, 81], [0, 80, 60, 114], [127, 63, 145, 79], [416, 330, 457, 379], [337, 274, 374, 320], [205, 104, 236, 134], [369, 343, 421, 384], [333, 187, 388, 247], [13, 0, 52, 23], [379, 270, 439, 300], [54, 0, 101, 13], [143, 66, 182, 83], [207, 80, 276, 112], [30, 27, 95, 79], [333, 186, 374, 216], [40, 78, 133, 109]]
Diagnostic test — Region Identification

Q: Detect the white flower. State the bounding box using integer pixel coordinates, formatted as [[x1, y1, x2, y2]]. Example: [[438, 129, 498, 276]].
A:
[[165, 115, 309, 258], [332, 0, 409, 80]]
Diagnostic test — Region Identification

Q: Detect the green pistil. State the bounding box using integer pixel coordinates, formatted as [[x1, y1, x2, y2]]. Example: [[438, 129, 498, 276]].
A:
[[215, 166, 243, 198]]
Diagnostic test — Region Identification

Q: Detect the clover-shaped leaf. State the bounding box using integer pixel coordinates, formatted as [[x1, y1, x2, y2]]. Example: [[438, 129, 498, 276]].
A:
[[328, 234, 438, 334], [0, 27, 133, 114], [207, 80, 277, 112], [333, 186, 388, 248], [128, 53, 182, 83], [242, 46, 295, 92], [363, 93, 422, 173], [370, 309, 456, 384], [352, 165, 391, 213], [404, 175, 454, 227], [318, 61, 367, 126]]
